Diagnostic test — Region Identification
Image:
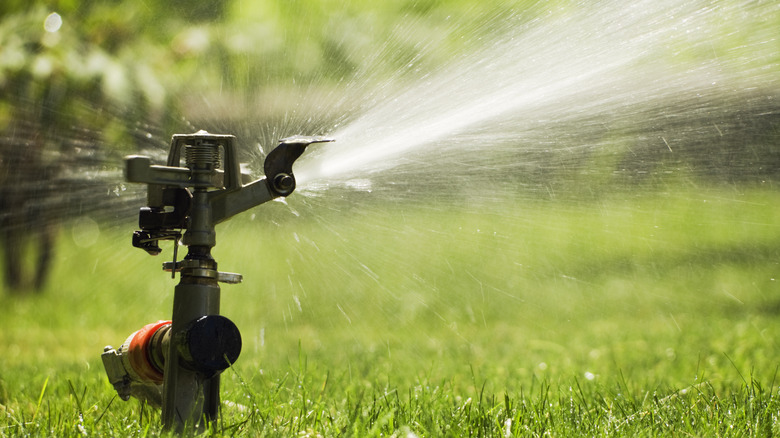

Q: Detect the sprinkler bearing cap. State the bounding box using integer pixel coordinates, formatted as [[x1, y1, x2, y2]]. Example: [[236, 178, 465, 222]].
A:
[[176, 315, 242, 377]]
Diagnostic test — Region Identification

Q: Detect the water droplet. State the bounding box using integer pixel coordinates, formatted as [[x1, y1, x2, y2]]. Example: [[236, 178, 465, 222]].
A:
[[44, 12, 62, 33], [72, 217, 100, 248]]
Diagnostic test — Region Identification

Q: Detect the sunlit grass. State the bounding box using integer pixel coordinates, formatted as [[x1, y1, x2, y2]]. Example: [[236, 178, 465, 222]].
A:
[[1, 185, 779, 436]]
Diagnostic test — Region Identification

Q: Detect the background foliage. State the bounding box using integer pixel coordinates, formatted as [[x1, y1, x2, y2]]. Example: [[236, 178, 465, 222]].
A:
[[0, 1, 779, 435]]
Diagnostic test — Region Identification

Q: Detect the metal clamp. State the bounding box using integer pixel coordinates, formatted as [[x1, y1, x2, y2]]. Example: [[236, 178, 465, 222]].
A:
[[162, 259, 243, 284]]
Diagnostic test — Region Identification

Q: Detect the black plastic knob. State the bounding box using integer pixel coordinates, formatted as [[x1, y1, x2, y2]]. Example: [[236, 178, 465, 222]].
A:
[[177, 315, 241, 377]]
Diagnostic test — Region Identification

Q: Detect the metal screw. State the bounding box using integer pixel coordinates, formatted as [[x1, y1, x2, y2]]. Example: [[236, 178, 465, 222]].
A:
[[273, 173, 295, 194]]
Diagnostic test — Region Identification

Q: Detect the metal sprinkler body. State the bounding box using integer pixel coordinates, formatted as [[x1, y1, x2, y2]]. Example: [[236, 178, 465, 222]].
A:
[[101, 131, 331, 432]]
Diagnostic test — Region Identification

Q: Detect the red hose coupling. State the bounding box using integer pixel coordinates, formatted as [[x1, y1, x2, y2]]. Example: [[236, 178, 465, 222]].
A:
[[125, 320, 171, 384]]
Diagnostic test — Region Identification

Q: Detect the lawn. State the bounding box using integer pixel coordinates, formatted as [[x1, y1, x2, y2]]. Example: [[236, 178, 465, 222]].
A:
[[1, 184, 779, 436]]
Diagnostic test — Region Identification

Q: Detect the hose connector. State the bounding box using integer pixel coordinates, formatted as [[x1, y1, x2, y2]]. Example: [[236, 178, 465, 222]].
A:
[[101, 320, 171, 406]]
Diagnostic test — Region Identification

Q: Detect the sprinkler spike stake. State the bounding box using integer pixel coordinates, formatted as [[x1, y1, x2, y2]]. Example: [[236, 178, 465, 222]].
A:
[[102, 131, 332, 432]]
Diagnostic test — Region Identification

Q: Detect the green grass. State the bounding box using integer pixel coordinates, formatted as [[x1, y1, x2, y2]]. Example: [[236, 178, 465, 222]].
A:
[[1, 185, 780, 436]]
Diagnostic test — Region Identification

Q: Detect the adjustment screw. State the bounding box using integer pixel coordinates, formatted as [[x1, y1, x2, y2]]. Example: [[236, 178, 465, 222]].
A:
[[273, 173, 295, 194]]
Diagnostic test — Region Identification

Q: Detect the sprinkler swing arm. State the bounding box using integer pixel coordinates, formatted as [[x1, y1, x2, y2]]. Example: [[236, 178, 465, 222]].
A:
[[101, 131, 331, 432]]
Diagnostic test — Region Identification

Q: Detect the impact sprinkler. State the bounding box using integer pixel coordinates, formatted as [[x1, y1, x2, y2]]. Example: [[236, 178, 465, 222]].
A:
[[101, 131, 331, 432]]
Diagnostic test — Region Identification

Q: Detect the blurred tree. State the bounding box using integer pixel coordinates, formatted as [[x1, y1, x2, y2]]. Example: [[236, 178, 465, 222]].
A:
[[0, 4, 177, 293]]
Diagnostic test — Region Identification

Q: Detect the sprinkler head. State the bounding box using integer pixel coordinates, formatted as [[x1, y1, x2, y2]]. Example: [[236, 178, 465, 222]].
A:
[[125, 132, 332, 259]]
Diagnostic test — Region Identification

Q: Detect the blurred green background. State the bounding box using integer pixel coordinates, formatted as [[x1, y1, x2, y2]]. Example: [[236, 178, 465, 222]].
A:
[[1, 0, 780, 435]]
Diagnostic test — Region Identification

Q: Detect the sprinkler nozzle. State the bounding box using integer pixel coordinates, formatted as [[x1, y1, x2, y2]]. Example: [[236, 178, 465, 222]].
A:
[[265, 136, 333, 197]]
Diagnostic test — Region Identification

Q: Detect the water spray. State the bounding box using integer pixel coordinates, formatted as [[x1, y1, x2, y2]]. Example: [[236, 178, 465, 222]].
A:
[[101, 131, 331, 432]]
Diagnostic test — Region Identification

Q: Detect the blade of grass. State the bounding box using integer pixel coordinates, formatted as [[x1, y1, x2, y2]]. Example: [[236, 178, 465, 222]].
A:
[[31, 376, 49, 422]]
